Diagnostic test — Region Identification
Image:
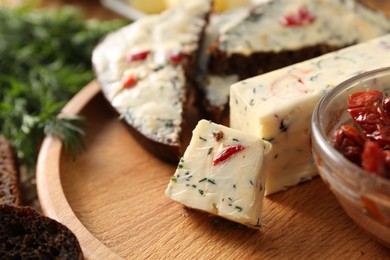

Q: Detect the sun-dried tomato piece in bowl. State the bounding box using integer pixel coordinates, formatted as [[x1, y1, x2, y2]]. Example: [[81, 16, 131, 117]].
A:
[[332, 90, 390, 178]]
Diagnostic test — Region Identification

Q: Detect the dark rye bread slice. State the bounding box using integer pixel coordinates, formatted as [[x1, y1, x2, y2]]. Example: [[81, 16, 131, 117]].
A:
[[92, 0, 212, 163], [208, 44, 341, 81], [0, 205, 83, 259], [0, 136, 22, 206], [198, 0, 390, 122]]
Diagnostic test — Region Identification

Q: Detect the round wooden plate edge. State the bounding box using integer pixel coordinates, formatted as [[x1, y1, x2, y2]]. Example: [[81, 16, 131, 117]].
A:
[[36, 81, 121, 259]]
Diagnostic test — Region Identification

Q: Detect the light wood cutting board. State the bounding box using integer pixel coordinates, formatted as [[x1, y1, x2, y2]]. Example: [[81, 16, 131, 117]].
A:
[[35, 0, 390, 258], [37, 82, 390, 259]]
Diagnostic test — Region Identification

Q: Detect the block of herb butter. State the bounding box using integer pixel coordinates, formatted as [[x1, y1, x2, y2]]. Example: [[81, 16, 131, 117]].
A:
[[165, 119, 272, 228], [230, 34, 390, 195]]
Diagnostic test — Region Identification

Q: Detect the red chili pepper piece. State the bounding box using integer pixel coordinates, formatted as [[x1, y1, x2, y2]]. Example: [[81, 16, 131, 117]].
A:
[[362, 140, 390, 178], [331, 125, 365, 166], [122, 74, 137, 88], [169, 52, 187, 63], [213, 145, 245, 166], [281, 7, 316, 27], [126, 50, 150, 62]]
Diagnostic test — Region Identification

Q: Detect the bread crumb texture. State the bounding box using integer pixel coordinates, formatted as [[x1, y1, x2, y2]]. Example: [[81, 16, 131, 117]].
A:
[[0, 205, 83, 259]]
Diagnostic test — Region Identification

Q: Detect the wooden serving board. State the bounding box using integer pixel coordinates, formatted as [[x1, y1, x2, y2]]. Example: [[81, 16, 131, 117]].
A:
[[36, 81, 390, 259]]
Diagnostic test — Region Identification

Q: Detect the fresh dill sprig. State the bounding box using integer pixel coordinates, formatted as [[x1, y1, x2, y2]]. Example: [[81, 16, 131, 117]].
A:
[[43, 115, 86, 159], [0, 6, 127, 172]]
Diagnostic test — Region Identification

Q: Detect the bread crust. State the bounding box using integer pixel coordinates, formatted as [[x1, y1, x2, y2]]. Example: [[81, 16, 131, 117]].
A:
[[208, 43, 344, 79], [0, 136, 22, 206]]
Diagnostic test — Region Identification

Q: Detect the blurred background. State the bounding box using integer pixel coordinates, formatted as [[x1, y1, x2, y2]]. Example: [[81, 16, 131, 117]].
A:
[[0, 0, 125, 208], [1, 0, 121, 19]]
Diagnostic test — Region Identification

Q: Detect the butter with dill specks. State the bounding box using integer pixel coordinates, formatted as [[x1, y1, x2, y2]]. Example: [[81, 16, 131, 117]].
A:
[[93, 0, 211, 148], [230, 34, 390, 195], [165, 120, 272, 228]]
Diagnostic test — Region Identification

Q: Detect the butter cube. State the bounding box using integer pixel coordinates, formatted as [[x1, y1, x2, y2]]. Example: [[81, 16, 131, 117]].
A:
[[166, 120, 271, 228]]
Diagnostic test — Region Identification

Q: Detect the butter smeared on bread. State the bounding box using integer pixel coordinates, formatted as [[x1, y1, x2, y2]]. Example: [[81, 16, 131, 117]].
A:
[[93, 0, 212, 162]]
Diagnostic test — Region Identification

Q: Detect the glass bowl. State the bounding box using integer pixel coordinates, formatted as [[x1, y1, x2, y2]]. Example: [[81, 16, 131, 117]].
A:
[[312, 67, 390, 248]]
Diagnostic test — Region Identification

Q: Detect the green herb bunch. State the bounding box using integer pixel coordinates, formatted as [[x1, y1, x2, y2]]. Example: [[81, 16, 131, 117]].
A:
[[0, 6, 127, 171]]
